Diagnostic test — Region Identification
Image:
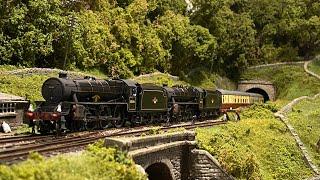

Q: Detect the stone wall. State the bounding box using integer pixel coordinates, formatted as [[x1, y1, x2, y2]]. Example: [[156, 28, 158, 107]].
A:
[[248, 61, 305, 69], [190, 149, 234, 180]]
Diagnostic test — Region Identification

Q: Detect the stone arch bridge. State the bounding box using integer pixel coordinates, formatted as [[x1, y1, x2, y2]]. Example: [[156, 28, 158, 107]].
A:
[[238, 80, 276, 101], [105, 131, 234, 180]]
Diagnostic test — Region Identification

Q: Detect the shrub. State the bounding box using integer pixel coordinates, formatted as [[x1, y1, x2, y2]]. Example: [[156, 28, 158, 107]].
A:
[[0, 141, 146, 180]]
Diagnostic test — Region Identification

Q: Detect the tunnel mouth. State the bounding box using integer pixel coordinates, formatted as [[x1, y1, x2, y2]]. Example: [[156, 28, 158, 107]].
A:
[[246, 88, 270, 102], [145, 162, 173, 180]]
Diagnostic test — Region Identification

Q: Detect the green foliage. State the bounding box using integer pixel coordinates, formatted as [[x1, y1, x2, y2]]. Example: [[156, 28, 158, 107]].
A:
[[0, 143, 146, 180], [1, 0, 319, 79], [288, 97, 320, 168], [147, 127, 164, 135], [191, 0, 320, 77], [241, 65, 320, 100], [196, 114, 314, 179], [155, 10, 217, 76], [0, 0, 216, 78], [13, 124, 32, 135], [182, 67, 236, 89]]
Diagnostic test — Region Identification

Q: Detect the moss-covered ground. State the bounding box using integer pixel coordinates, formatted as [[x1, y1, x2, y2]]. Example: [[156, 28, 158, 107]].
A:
[[287, 97, 320, 168], [196, 104, 314, 179], [0, 141, 146, 180]]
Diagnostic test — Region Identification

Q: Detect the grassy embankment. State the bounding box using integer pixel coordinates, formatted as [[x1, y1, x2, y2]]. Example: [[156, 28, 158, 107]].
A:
[[197, 104, 314, 179], [0, 141, 146, 180], [197, 64, 320, 179], [0, 65, 107, 101], [287, 90, 320, 168], [308, 57, 320, 76]]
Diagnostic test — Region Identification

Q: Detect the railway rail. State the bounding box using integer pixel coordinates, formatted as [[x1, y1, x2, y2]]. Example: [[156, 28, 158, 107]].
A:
[[0, 119, 226, 164]]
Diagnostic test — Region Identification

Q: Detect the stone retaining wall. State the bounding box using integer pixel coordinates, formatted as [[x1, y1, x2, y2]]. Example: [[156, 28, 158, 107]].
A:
[[248, 61, 305, 69], [190, 149, 234, 180]]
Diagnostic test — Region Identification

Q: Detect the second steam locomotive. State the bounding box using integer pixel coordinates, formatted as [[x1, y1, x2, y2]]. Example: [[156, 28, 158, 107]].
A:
[[25, 73, 263, 134]]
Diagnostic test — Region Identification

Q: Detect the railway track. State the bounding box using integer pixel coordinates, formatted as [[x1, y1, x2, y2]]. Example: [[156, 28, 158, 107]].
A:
[[0, 119, 226, 164]]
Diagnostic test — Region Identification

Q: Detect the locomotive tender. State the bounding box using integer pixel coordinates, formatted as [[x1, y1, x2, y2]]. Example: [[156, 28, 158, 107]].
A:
[[25, 73, 263, 134]]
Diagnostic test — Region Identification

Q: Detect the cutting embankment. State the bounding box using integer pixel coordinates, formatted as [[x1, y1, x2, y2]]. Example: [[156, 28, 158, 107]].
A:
[[197, 59, 320, 179]]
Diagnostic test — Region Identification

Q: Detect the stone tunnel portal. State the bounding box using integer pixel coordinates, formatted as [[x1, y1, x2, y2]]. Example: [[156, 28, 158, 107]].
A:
[[145, 162, 173, 180], [246, 88, 270, 102]]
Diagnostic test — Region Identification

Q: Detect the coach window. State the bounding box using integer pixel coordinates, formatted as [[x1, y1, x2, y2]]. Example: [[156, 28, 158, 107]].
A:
[[0, 103, 15, 115]]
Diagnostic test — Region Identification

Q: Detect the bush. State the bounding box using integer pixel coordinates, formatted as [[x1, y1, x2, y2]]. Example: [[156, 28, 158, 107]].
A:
[[241, 103, 278, 120], [0, 141, 146, 180]]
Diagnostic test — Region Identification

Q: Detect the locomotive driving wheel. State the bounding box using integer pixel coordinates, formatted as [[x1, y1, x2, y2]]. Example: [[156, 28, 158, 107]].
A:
[[113, 106, 125, 128]]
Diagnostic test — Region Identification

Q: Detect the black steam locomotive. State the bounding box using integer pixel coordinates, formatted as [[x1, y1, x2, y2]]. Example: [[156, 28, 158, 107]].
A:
[[25, 73, 263, 134]]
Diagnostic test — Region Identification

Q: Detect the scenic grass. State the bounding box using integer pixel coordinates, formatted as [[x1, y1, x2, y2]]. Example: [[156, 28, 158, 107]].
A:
[[0, 141, 146, 180], [241, 65, 320, 101], [133, 72, 188, 87], [0, 74, 53, 101], [287, 97, 320, 168], [196, 104, 314, 180], [308, 57, 320, 76]]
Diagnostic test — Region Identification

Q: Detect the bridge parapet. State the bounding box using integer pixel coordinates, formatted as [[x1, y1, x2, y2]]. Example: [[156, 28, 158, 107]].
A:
[[105, 131, 234, 180]]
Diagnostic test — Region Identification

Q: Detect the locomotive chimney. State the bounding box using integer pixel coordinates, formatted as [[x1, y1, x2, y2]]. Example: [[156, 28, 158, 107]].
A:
[[59, 72, 68, 79]]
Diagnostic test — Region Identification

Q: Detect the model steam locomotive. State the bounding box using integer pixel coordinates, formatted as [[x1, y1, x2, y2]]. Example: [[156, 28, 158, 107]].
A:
[[25, 73, 263, 134]]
